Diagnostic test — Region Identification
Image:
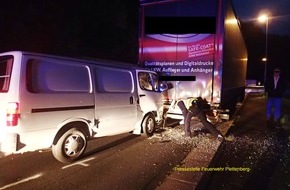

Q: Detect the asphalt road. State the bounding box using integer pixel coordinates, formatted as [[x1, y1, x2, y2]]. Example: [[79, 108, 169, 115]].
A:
[[1, 93, 289, 190], [0, 132, 192, 190]]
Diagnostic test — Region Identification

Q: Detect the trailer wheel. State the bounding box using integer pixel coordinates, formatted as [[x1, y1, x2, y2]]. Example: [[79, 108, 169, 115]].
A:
[[142, 114, 156, 137], [52, 128, 87, 163]]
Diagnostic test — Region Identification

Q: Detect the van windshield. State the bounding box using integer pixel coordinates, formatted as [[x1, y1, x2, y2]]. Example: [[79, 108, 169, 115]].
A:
[[0, 55, 13, 92]]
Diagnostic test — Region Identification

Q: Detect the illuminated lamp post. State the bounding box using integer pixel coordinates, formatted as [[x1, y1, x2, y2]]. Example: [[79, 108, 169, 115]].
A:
[[258, 14, 269, 85]]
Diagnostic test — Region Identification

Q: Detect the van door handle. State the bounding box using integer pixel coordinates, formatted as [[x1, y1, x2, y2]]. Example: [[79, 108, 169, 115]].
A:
[[130, 96, 134, 104], [139, 94, 146, 97]]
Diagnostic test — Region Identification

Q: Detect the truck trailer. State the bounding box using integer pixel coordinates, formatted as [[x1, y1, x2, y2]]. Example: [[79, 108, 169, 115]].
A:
[[138, 0, 248, 119]]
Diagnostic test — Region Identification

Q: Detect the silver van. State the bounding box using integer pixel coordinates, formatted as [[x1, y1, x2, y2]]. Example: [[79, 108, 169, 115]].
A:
[[0, 51, 166, 163]]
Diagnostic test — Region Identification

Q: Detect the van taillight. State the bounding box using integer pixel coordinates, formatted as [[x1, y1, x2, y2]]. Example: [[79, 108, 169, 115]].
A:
[[6, 102, 19, 126]]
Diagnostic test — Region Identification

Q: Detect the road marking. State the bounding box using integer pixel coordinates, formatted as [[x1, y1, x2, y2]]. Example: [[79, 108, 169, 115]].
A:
[[167, 176, 195, 185], [0, 173, 42, 190], [62, 157, 95, 169]]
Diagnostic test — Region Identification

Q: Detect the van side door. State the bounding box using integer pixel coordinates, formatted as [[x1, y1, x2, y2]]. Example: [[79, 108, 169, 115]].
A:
[[93, 66, 137, 136]]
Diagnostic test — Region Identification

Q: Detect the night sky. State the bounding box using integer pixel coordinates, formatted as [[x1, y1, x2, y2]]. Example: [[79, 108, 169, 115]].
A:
[[232, 0, 290, 80], [232, 0, 290, 36], [0, 0, 139, 63]]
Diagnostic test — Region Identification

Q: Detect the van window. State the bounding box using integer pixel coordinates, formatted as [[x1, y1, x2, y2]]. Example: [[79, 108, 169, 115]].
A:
[[138, 72, 159, 92], [27, 59, 91, 93], [95, 67, 133, 93], [0, 55, 13, 92]]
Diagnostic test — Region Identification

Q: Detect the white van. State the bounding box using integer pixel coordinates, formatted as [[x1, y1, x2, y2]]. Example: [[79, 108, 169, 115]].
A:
[[0, 51, 167, 163]]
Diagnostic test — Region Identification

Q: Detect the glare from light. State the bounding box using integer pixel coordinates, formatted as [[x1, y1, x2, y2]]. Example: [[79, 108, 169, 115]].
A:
[[225, 18, 238, 25], [240, 58, 248, 62], [262, 58, 267, 61], [258, 15, 268, 23]]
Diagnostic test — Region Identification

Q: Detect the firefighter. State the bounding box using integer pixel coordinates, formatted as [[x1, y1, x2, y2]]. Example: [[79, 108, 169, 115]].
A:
[[177, 97, 223, 140]]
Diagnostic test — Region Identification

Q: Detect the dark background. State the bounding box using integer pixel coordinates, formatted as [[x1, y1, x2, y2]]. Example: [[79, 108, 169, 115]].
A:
[[241, 21, 290, 82], [0, 0, 139, 63], [0, 0, 290, 82]]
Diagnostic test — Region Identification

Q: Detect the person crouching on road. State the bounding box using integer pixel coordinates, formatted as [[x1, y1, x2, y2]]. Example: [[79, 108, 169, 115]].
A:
[[177, 98, 223, 140], [265, 67, 287, 125]]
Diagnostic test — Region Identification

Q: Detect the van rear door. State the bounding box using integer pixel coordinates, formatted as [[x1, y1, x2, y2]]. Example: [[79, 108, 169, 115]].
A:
[[0, 53, 22, 152], [0, 55, 14, 127]]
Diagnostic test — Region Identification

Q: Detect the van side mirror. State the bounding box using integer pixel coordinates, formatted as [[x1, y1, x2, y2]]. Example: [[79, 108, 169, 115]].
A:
[[158, 82, 168, 92]]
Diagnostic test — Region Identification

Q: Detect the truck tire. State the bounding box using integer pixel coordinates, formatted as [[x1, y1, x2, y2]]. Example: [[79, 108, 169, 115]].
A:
[[52, 128, 87, 163], [142, 114, 156, 137]]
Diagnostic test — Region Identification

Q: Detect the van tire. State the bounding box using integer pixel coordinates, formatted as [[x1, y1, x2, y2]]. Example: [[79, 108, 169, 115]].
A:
[[142, 114, 156, 137], [52, 128, 87, 163]]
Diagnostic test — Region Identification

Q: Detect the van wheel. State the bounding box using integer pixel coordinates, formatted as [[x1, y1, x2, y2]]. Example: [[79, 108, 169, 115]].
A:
[[52, 128, 87, 163], [142, 114, 156, 137]]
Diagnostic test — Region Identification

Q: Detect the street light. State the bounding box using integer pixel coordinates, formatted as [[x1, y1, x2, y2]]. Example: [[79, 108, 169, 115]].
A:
[[258, 14, 269, 85]]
